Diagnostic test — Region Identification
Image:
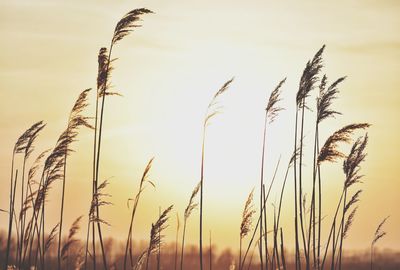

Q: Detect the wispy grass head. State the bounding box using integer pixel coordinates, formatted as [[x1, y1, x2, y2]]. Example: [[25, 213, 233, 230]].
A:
[[240, 189, 255, 239], [133, 250, 147, 270], [184, 182, 200, 220], [28, 149, 50, 187], [344, 190, 362, 213], [90, 179, 112, 226], [97, 48, 112, 97], [39, 89, 93, 205], [62, 216, 83, 261], [45, 223, 59, 253], [344, 134, 369, 188], [317, 75, 345, 123], [296, 45, 325, 107], [372, 216, 389, 245], [148, 205, 173, 254], [15, 121, 46, 158], [318, 123, 370, 164], [266, 78, 286, 123], [112, 8, 154, 45], [205, 78, 234, 126], [343, 206, 358, 239], [140, 157, 155, 189]]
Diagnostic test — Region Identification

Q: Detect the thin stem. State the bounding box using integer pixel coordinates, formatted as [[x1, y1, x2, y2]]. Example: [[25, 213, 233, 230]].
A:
[[259, 112, 268, 270], [330, 221, 335, 270], [157, 207, 161, 270], [4, 151, 16, 270], [321, 190, 345, 270], [17, 156, 27, 268], [338, 189, 346, 270], [293, 108, 301, 270], [85, 62, 100, 270], [239, 237, 243, 270], [180, 220, 187, 270], [174, 216, 179, 270], [94, 43, 114, 270], [317, 135, 322, 270], [58, 131, 69, 270], [199, 126, 206, 270], [280, 228, 287, 270], [241, 160, 280, 269], [299, 103, 309, 270], [307, 122, 319, 270]]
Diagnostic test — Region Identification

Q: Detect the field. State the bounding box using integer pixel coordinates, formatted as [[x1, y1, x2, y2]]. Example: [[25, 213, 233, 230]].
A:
[[0, 1, 399, 270]]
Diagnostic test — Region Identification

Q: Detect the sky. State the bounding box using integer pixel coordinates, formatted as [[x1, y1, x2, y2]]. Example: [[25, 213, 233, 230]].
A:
[[0, 0, 399, 253]]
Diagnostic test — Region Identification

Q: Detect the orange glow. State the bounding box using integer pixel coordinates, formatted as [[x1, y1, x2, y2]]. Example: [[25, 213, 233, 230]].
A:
[[0, 0, 399, 254]]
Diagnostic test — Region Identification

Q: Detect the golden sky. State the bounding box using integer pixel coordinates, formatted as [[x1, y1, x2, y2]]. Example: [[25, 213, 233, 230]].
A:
[[0, 0, 399, 252]]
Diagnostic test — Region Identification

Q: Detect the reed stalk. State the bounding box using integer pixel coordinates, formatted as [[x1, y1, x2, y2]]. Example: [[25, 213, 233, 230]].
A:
[[199, 78, 233, 270], [180, 182, 200, 270]]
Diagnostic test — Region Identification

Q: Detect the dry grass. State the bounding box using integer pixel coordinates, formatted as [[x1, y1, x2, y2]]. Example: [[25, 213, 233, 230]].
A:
[[1, 7, 396, 270]]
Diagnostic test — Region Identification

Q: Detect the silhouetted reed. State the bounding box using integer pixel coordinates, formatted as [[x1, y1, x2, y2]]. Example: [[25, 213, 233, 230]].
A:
[[259, 78, 285, 270], [239, 190, 255, 270], [124, 158, 155, 270], [4, 120, 45, 270], [199, 78, 233, 270], [181, 182, 200, 270], [85, 8, 153, 270], [57, 88, 93, 270], [145, 205, 173, 270], [370, 216, 389, 270], [293, 45, 325, 270]]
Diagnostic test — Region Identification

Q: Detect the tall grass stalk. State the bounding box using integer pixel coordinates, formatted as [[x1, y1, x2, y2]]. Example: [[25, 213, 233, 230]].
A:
[[320, 133, 369, 269], [180, 182, 200, 270], [123, 158, 155, 270], [174, 213, 180, 270], [240, 159, 280, 269], [257, 78, 285, 270], [370, 216, 389, 270], [5, 121, 45, 270], [306, 75, 343, 270], [83, 9, 153, 270], [199, 78, 233, 270], [145, 205, 173, 270], [239, 189, 255, 270], [57, 89, 92, 270], [295, 45, 325, 270]]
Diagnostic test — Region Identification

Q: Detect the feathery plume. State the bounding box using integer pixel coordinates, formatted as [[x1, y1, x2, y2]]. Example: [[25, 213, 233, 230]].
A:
[[343, 134, 368, 188], [90, 180, 112, 226], [240, 189, 255, 239], [372, 216, 389, 246], [296, 45, 325, 107], [28, 149, 50, 186], [15, 121, 46, 158], [133, 250, 147, 270], [112, 8, 154, 45], [343, 207, 358, 239], [62, 216, 83, 260], [145, 205, 173, 270], [317, 75, 345, 123], [45, 223, 59, 253], [318, 123, 370, 164], [344, 190, 362, 213], [148, 205, 173, 254], [266, 78, 286, 123], [205, 78, 234, 125], [97, 48, 111, 97], [184, 182, 200, 220]]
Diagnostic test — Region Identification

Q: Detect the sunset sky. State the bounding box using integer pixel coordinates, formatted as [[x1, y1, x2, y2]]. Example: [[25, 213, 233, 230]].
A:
[[0, 0, 399, 253]]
